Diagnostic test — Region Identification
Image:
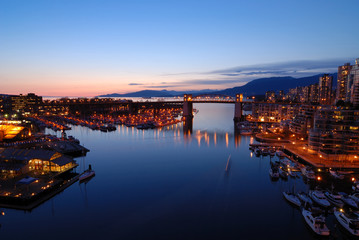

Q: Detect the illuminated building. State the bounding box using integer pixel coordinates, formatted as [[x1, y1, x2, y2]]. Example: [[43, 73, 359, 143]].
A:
[[0, 148, 77, 178], [336, 63, 352, 102], [0, 93, 42, 114], [349, 58, 359, 107], [308, 107, 359, 160], [289, 105, 317, 137], [265, 91, 276, 102], [318, 74, 333, 105]]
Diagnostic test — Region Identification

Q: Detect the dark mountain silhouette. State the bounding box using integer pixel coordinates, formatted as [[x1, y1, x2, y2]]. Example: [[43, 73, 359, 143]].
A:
[[97, 73, 337, 97], [211, 73, 337, 96]]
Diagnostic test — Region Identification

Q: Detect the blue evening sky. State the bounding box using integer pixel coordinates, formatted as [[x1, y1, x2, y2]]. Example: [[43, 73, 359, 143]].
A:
[[0, 0, 358, 96]]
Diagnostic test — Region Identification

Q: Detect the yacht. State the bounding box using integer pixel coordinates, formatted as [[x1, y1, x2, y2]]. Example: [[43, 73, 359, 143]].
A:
[[297, 192, 313, 205], [334, 209, 359, 236], [283, 192, 301, 207], [301, 167, 316, 180], [329, 170, 344, 180], [278, 167, 288, 179], [350, 193, 359, 204], [269, 167, 279, 179], [302, 209, 330, 236], [339, 192, 358, 209], [309, 190, 331, 208], [324, 191, 344, 208]]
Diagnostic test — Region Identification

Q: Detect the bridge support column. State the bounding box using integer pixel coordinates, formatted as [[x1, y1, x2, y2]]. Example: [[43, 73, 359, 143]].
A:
[[183, 94, 193, 135], [234, 94, 243, 122], [183, 94, 193, 119]]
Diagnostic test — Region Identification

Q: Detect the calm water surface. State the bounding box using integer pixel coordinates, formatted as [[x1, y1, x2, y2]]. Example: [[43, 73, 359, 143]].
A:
[[0, 104, 349, 239]]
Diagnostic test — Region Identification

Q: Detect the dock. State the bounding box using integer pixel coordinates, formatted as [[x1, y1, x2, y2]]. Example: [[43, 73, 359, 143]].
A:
[[283, 144, 359, 170], [0, 174, 80, 211]]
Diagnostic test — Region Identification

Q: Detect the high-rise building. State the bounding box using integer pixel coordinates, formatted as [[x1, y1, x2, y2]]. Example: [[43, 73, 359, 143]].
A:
[[350, 58, 359, 107], [318, 74, 333, 105], [265, 91, 276, 102], [336, 63, 352, 102], [308, 83, 319, 103]]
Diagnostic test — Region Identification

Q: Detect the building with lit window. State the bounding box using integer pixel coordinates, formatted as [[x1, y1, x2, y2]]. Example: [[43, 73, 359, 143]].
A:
[[0, 148, 77, 178], [336, 63, 352, 102], [308, 107, 359, 160], [318, 74, 333, 105], [349, 59, 359, 107]]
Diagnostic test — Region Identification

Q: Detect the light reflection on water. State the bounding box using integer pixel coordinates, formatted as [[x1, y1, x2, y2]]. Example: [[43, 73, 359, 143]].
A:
[[0, 103, 343, 240]]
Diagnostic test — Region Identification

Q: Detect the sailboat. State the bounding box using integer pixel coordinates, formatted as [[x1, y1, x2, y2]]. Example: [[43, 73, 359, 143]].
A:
[[80, 164, 95, 182]]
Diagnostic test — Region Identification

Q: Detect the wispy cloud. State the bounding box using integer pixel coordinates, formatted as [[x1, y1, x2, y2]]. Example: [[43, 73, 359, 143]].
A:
[[209, 58, 352, 77], [153, 58, 354, 91], [128, 83, 143, 85]]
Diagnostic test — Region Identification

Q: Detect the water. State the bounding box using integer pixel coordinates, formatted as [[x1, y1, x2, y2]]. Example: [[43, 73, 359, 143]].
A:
[[0, 104, 350, 239]]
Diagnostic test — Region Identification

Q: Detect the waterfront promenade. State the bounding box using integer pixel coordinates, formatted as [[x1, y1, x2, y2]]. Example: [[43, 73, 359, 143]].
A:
[[284, 143, 359, 169]]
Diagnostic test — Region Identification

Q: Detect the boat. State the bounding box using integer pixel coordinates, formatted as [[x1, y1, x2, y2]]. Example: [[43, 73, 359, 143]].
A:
[[269, 167, 279, 179], [301, 167, 316, 180], [278, 167, 288, 179], [297, 192, 313, 205], [262, 148, 269, 156], [334, 209, 359, 236], [309, 190, 331, 208], [338, 192, 358, 209], [287, 168, 298, 178], [324, 191, 344, 208], [276, 150, 286, 158], [254, 148, 261, 156], [302, 209, 330, 236], [350, 193, 359, 204], [283, 192, 301, 207], [79, 164, 95, 182], [79, 170, 95, 182], [329, 170, 344, 180]]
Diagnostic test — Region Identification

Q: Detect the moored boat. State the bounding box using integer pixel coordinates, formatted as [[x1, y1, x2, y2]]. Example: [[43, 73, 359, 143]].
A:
[[79, 170, 95, 182], [309, 190, 331, 208], [324, 191, 344, 208], [269, 167, 279, 179], [339, 192, 358, 209], [329, 170, 344, 180], [302, 209, 330, 236], [334, 208, 359, 236], [283, 192, 301, 207], [278, 167, 288, 179], [297, 192, 313, 205]]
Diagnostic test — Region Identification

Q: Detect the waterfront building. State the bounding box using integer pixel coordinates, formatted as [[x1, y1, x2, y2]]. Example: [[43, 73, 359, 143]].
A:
[[0, 124, 30, 141], [308, 83, 319, 104], [265, 91, 276, 102], [289, 105, 317, 137], [0, 93, 42, 115], [349, 58, 359, 107], [251, 103, 300, 122], [308, 107, 359, 160], [318, 74, 333, 105], [276, 90, 285, 101], [336, 63, 352, 103], [0, 148, 77, 178]]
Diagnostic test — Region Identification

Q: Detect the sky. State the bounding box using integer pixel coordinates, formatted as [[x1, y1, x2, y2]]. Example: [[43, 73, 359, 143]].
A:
[[0, 0, 358, 97]]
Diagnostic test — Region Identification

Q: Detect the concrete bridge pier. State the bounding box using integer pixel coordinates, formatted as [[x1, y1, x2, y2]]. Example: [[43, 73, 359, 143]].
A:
[[234, 94, 243, 122], [183, 94, 193, 119], [183, 94, 193, 135]]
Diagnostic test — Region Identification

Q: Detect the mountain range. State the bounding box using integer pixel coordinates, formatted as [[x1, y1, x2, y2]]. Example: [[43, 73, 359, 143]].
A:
[[98, 73, 337, 98]]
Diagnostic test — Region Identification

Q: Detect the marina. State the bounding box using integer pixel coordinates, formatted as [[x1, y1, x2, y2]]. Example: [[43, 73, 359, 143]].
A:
[[1, 104, 359, 239]]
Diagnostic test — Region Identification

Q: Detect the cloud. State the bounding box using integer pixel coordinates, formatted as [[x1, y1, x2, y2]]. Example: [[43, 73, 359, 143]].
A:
[[182, 79, 243, 85], [128, 83, 143, 85], [209, 58, 353, 78], [146, 85, 178, 89], [153, 57, 355, 91]]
